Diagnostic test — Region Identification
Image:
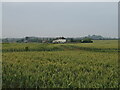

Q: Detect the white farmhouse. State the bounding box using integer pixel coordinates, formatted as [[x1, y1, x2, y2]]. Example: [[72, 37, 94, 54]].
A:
[[52, 37, 66, 43]]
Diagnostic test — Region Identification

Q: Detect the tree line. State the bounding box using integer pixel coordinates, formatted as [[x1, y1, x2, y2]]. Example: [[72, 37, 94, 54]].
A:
[[2, 35, 118, 43]]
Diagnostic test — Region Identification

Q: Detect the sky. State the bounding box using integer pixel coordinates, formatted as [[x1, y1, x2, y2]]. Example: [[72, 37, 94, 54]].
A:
[[2, 2, 118, 38], [1, 0, 119, 2], [0, 3, 2, 38]]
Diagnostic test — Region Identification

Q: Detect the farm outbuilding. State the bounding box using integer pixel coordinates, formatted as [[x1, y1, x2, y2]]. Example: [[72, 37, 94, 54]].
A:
[[52, 37, 66, 43]]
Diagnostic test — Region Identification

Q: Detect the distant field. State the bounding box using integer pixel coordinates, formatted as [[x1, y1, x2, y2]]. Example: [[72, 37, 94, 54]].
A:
[[2, 40, 118, 52], [2, 40, 119, 88]]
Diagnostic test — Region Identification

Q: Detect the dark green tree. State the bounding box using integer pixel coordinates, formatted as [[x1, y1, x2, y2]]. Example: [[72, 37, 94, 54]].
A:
[[82, 38, 93, 43]]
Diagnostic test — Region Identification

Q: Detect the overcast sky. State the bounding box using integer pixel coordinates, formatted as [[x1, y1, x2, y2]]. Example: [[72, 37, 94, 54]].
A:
[[2, 2, 118, 38]]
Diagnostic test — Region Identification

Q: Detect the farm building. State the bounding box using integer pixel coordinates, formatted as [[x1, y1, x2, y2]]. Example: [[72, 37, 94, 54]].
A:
[[52, 37, 66, 43], [24, 40, 28, 43]]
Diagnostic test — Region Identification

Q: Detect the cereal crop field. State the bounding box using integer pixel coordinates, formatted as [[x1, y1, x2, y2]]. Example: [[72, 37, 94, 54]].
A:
[[2, 40, 119, 88]]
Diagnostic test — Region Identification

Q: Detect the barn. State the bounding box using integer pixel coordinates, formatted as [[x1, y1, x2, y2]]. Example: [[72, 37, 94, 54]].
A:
[[52, 37, 66, 43]]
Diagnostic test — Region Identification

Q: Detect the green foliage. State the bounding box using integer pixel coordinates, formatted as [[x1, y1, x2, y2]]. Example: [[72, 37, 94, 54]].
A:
[[2, 40, 118, 52], [25, 47, 29, 51], [82, 38, 93, 43], [69, 38, 81, 43], [2, 40, 119, 88]]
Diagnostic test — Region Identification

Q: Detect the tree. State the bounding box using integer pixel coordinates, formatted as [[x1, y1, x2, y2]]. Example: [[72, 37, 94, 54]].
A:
[[82, 38, 93, 43], [16, 39, 24, 43], [25, 37, 29, 40], [70, 38, 74, 42], [2, 38, 9, 43]]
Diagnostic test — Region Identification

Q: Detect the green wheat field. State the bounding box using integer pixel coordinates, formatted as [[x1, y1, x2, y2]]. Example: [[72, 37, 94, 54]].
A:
[[2, 40, 119, 88]]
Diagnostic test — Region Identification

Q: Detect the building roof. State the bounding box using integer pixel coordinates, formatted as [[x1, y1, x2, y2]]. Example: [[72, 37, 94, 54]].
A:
[[56, 37, 66, 39]]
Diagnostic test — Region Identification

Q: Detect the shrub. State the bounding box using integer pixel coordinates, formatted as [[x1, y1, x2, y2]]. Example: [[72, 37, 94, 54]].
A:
[[82, 38, 93, 43]]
